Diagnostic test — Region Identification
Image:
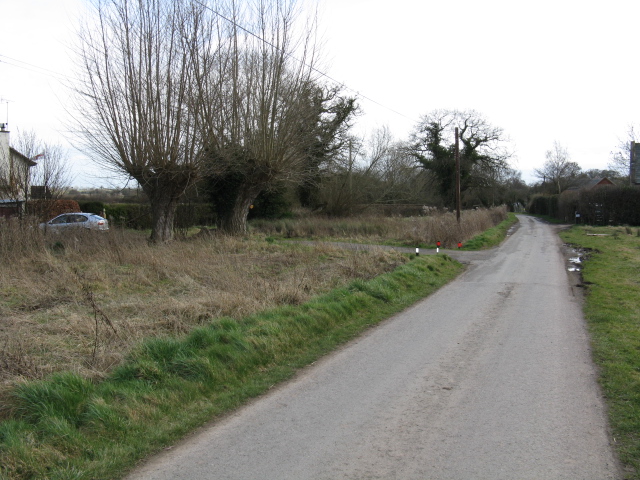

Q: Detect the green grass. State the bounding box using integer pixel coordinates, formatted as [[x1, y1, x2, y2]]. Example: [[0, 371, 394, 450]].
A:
[[460, 212, 519, 250], [0, 255, 462, 480], [560, 225, 640, 479]]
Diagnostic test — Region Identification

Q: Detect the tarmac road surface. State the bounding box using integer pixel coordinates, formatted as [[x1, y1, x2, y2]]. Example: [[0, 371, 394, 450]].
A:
[[126, 215, 621, 480]]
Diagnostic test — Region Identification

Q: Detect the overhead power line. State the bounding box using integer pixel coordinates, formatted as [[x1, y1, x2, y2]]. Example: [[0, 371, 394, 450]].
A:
[[0, 53, 71, 84], [1, 5, 420, 128], [197, 0, 419, 125]]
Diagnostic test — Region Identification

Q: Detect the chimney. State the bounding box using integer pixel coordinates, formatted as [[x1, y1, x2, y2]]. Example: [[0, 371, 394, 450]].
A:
[[0, 123, 9, 170]]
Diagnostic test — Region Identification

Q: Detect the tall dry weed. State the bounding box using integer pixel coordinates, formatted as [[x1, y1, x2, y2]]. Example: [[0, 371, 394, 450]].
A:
[[252, 206, 508, 247], [0, 217, 47, 259], [0, 227, 407, 397]]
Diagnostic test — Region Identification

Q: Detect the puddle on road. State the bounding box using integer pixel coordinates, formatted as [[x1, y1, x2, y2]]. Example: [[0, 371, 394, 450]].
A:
[[506, 224, 519, 237]]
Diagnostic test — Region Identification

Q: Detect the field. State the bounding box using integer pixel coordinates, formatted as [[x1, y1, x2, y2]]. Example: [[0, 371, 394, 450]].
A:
[[0, 207, 510, 479], [0, 228, 409, 394]]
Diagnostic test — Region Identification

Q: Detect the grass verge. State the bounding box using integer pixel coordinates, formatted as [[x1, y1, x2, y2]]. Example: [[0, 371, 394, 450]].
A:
[[460, 212, 519, 250], [559, 225, 640, 479], [0, 254, 462, 480]]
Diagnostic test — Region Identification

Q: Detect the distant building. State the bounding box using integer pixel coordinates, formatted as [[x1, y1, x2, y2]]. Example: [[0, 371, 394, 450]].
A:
[[0, 123, 36, 218], [565, 177, 615, 192], [583, 177, 614, 189]]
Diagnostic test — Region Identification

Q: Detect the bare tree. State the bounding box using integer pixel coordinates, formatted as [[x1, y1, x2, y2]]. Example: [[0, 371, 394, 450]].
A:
[[198, 0, 324, 234], [73, 0, 215, 242], [317, 135, 365, 215], [608, 124, 637, 179], [313, 128, 425, 215], [359, 127, 421, 205], [11, 130, 74, 217], [534, 141, 582, 194], [0, 127, 33, 212], [0, 126, 57, 220]]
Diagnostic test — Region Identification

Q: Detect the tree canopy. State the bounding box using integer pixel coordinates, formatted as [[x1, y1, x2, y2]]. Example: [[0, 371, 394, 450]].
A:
[[73, 0, 214, 242], [410, 109, 512, 207], [73, 0, 338, 240], [534, 141, 582, 194]]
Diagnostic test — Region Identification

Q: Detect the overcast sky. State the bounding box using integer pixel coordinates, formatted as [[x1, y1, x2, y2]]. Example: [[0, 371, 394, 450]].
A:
[[1, 0, 639, 187]]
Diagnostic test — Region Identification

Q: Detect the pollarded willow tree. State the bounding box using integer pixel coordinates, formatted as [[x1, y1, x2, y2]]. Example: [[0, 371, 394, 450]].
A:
[[197, 0, 340, 235], [410, 109, 513, 208], [73, 0, 218, 243], [74, 0, 350, 238]]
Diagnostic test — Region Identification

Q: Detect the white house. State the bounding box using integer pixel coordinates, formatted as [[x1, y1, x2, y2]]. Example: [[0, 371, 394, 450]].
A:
[[0, 123, 36, 218]]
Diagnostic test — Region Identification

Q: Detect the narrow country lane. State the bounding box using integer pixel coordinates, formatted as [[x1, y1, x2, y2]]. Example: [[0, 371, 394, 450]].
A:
[[126, 215, 620, 480]]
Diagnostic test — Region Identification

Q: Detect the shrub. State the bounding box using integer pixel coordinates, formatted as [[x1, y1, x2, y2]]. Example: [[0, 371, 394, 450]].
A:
[[526, 194, 559, 218], [27, 199, 81, 221], [78, 201, 106, 216], [104, 203, 216, 230], [105, 204, 152, 230]]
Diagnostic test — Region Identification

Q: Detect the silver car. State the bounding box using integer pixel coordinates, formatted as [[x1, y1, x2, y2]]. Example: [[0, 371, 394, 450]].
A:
[[39, 213, 109, 232]]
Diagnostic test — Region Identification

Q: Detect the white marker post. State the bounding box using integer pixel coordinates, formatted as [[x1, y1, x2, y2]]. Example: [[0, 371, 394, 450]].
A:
[[416, 247, 420, 256]]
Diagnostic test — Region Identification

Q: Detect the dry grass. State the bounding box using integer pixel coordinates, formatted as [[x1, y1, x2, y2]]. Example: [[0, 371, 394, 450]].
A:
[[251, 206, 508, 247], [0, 207, 507, 411], [0, 223, 407, 404]]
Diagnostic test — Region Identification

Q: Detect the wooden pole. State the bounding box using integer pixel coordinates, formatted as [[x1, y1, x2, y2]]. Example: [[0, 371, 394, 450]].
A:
[[631, 141, 635, 186], [455, 127, 461, 223]]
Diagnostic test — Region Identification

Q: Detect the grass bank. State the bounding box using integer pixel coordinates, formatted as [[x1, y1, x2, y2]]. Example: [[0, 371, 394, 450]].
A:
[[0, 253, 462, 479], [560, 225, 640, 479], [460, 212, 518, 250]]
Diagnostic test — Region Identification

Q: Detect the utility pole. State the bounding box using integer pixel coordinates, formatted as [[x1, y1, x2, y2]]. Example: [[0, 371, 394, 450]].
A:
[[455, 127, 461, 223], [631, 141, 636, 186]]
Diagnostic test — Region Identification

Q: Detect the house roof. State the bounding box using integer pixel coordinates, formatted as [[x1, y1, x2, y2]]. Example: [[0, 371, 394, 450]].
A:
[[584, 177, 614, 189], [10, 147, 36, 167]]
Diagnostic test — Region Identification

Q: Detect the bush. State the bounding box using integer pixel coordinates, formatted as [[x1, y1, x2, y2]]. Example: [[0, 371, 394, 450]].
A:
[[27, 199, 82, 221], [105, 204, 152, 230], [104, 203, 216, 230], [175, 204, 216, 231], [526, 194, 559, 218], [78, 201, 106, 216]]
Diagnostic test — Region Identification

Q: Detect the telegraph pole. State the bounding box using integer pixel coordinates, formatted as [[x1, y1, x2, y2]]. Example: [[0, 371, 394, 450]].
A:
[[631, 141, 636, 186], [455, 127, 461, 223]]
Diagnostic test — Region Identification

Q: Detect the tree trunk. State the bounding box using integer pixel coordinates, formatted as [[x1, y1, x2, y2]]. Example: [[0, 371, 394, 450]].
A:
[[147, 188, 180, 243], [220, 182, 264, 235], [149, 197, 178, 243]]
